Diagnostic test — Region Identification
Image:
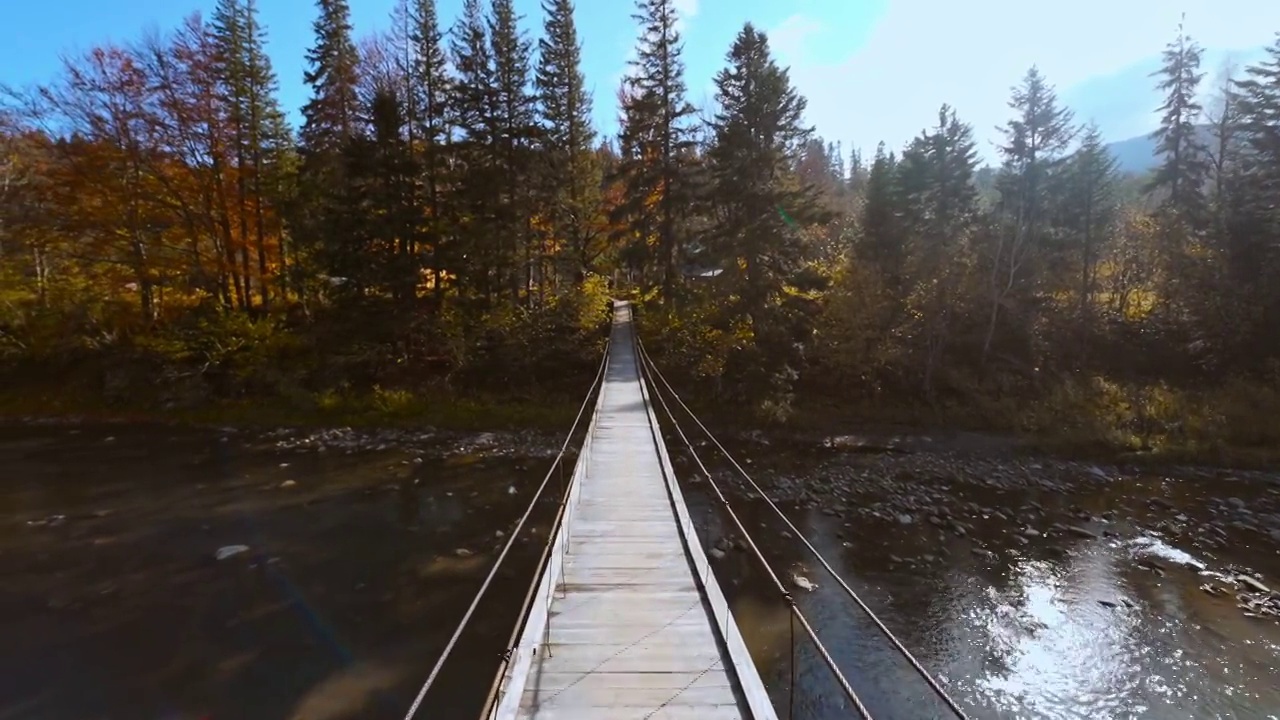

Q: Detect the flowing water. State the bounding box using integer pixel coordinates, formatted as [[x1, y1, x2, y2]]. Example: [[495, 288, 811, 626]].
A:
[[2, 423, 1279, 719]]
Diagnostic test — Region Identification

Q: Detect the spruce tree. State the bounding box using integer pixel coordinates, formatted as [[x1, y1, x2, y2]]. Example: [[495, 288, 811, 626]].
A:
[[619, 0, 698, 297], [449, 0, 498, 299], [1063, 123, 1119, 340], [210, 0, 255, 309], [1228, 33, 1280, 356], [707, 23, 826, 386], [410, 0, 452, 301], [536, 0, 601, 288], [984, 65, 1075, 363], [300, 0, 359, 154], [899, 106, 980, 395], [859, 142, 902, 284], [209, 0, 293, 308], [298, 0, 360, 291], [489, 0, 538, 301], [1149, 19, 1210, 225]]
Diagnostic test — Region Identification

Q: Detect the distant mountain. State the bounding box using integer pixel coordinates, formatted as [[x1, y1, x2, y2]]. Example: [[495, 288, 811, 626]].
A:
[[1103, 124, 1216, 175]]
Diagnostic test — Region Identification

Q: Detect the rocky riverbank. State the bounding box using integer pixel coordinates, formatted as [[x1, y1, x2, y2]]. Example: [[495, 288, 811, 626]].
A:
[[678, 430, 1280, 628]]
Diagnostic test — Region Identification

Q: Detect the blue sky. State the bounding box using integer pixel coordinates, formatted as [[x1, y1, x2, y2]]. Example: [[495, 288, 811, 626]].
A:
[[3, 0, 1279, 164]]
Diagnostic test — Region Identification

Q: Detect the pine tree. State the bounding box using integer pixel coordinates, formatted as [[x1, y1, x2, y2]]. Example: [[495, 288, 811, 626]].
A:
[[708, 24, 825, 331], [300, 0, 359, 154], [213, 0, 292, 307], [1063, 123, 1119, 341], [1228, 33, 1280, 357], [298, 0, 360, 291], [409, 0, 452, 300], [619, 0, 698, 297], [859, 142, 902, 284], [1149, 18, 1210, 225], [489, 0, 538, 302], [984, 65, 1075, 364], [536, 0, 600, 291], [449, 0, 498, 299], [898, 106, 980, 395]]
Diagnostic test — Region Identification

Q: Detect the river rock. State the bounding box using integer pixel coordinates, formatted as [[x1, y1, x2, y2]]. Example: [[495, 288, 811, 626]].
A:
[[216, 545, 250, 561], [1022, 528, 1040, 538], [792, 574, 816, 592], [1237, 575, 1272, 594], [897, 513, 915, 525], [454, 548, 473, 558], [1067, 526, 1098, 539], [709, 548, 726, 561], [280, 480, 297, 489]]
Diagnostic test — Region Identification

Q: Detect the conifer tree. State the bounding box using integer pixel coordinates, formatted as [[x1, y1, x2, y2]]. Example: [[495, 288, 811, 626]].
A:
[[1149, 18, 1210, 225], [984, 66, 1075, 363], [489, 0, 538, 301], [449, 0, 498, 298], [899, 106, 980, 395], [707, 22, 827, 393], [618, 0, 697, 297], [1227, 33, 1280, 355], [212, 0, 291, 307], [859, 142, 902, 284], [409, 0, 452, 299], [1063, 123, 1119, 340], [536, 0, 601, 288], [298, 0, 360, 290], [300, 0, 359, 154]]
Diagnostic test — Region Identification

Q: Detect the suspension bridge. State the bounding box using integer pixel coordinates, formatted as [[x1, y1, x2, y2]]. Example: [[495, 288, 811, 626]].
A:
[[404, 302, 970, 720]]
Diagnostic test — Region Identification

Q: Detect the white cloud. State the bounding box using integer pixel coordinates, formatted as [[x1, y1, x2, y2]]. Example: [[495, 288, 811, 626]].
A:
[[768, 14, 824, 64], [673, 0, 700, 24], [769, 0, 1280, 162]]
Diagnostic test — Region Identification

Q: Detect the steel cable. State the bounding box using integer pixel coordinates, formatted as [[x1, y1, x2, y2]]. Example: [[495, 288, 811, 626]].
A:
[[636, 334, 873, 719], [402, 336, 612, 720], [636, 337, 971, 720]]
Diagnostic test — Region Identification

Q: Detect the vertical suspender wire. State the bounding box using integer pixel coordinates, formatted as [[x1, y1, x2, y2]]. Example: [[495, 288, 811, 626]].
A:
[[637, 333, 873, 720], [789, 610, 797, 720], [637, 338, 971, 720]]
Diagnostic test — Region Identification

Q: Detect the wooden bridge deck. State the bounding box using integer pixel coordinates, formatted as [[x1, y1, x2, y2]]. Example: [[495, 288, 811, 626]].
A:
[[493, 303, 775, 720]]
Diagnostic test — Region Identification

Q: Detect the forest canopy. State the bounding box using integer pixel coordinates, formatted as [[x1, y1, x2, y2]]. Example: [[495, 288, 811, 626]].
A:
[[3, 2, 1280, 459]]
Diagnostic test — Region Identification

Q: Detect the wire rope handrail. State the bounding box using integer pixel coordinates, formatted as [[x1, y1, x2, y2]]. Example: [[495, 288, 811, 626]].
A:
[[636, 335, 972, 720], [636, 333, 874, 719], [402, 333, 612, 720]]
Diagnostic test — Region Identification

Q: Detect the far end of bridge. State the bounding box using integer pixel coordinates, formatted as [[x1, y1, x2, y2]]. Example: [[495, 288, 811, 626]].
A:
[[489, 301, 776, 720]]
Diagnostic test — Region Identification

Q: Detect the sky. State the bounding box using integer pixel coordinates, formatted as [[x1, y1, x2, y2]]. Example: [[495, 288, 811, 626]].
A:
[[3, 0, 1279, 164]]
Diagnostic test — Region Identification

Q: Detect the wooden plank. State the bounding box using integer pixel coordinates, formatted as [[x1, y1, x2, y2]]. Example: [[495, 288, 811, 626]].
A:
[[513, 706, 744, 720], [519, 671, 733, 692], [493, 303, 774, 720], [520, 684, 734, 709]]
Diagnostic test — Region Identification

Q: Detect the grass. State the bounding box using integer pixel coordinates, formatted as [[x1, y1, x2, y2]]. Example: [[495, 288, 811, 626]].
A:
[[651, 374, 1280, 471], [0, 382, 585, 433]]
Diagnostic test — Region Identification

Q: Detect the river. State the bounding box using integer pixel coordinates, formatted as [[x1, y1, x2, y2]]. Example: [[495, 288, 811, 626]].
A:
[[2, 422, 1278, 719]]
